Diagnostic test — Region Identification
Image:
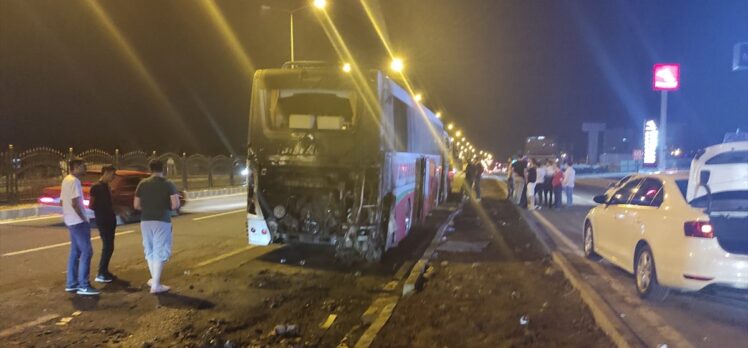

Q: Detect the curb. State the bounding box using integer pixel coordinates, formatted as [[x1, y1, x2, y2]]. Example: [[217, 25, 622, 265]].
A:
[[0, 205, 56, 221], [354, 203, 464, 348], [0, 187, 247, 222], [184, 186, 246, 200], [518, 207, 642, 348], [402, 202, 463, 296]]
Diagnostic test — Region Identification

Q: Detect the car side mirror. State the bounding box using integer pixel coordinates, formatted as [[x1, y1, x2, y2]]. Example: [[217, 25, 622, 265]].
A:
[[593, 194, 607, 204]]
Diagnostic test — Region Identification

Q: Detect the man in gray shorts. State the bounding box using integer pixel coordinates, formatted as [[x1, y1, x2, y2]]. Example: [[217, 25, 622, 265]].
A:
[[134, 159, 180, 294]]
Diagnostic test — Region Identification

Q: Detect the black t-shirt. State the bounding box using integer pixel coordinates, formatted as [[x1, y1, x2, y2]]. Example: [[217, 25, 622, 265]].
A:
[[512, 160, 527, 176], [527, 167, 537, 183], [90, 181, 115, 220]]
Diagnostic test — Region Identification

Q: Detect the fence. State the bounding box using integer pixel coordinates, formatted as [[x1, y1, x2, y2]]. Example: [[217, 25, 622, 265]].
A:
[[0, 145, 245, 205]]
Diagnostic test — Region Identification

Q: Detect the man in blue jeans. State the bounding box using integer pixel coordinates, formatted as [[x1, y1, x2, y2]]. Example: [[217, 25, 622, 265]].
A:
[[62, 159, 99, 296], [562, 160, 576, 207]]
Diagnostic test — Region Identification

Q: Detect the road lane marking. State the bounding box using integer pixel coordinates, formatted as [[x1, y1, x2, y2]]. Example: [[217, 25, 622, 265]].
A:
[[530, 210, 583, 256], [194, 245, 256, 268], [1, 230, 136, 257], [0, 313, 60, 338], [192, 209, 245, 221], [0, 214, 62, 225]]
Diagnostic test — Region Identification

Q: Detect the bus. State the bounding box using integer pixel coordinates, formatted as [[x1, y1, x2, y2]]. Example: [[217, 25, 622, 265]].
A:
[[245, 62, 450, 261]]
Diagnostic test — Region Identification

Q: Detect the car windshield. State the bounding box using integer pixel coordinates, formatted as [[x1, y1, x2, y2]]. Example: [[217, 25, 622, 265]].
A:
[[689, 190, 748, 212]]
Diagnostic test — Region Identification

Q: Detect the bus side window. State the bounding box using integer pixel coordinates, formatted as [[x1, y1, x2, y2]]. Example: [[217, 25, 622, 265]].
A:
[[393, 98, 408, 152]]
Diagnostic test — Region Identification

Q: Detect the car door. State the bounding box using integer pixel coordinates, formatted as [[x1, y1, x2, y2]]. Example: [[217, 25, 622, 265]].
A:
[[617, 178, 664, 271], [112, 176, 143, 210], [596, 178, 642, 263]]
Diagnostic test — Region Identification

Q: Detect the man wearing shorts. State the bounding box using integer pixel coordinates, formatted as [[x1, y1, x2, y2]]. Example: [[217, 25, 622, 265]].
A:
[[134, 160, 180, 294]]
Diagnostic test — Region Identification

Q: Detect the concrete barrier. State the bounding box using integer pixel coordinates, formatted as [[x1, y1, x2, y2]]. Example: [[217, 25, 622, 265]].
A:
[[0, 186, 247, 222]]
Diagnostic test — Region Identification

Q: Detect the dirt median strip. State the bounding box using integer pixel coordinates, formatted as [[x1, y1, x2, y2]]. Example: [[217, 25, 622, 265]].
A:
[[354, 204, 463, 348], [402, 204, 464, 296], [521, 207, 644, 348]]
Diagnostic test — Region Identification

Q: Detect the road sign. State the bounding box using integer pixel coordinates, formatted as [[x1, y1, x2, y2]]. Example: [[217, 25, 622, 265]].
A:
[[643, 120, 658, 166], [653, 64, 680, 91], [632, 149, 644, 161], [734, 42, 748, 71]]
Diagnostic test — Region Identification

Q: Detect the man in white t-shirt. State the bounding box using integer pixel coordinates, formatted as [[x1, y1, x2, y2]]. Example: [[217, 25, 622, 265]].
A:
[[562, 161, 576, 207], [61, 159, 99, 296]]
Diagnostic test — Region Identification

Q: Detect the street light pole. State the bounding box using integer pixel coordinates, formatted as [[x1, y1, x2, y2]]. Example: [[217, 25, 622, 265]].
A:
[[290, 12, 295, 62], [262, 1, 326, 63]]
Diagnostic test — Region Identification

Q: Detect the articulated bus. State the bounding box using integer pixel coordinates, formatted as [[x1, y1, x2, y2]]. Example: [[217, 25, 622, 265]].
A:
[[246, 62, 450, 261]]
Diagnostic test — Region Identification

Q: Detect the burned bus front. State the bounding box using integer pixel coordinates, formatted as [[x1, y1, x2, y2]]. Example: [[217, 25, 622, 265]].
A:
[[246, 67, 384, 260]]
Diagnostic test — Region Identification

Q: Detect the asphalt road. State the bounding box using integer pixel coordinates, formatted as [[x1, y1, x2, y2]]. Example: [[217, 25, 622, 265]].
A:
[[517, 177, 748, 348], [0, 202, 252, 332]]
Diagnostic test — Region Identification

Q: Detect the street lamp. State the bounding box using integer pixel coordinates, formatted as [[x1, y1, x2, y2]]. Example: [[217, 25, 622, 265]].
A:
[[435, 112, 442, 119], [341, 62, 352, 73], [261, 1, 327, 62], [414, 93, 423, 102], [447, 123, 454, 131], [390, 57, 404, 73], [455, 130, 462, 137]]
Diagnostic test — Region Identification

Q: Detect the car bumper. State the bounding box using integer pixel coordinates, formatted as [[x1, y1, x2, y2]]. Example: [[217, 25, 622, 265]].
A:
[[677, 240, 748, 291]]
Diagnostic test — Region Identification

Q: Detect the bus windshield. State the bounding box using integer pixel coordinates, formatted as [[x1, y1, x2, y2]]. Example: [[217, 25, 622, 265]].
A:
[[268, 89, 357, 131]]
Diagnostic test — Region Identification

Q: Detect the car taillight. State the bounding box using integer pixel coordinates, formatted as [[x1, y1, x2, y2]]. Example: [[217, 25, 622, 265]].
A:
[[684, 221, 714, 238], [83, 199, 90, 207], [39, 197, 55, 204]]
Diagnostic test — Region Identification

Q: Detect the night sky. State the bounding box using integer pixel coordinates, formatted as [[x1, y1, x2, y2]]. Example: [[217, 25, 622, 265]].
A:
[[2, 0, 747, 159]]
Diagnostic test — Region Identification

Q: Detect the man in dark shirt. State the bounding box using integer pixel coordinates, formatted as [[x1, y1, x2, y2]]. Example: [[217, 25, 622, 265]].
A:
[[511, 157, 528, 205], [90, 165, 117, 283], [134, 160, 180, 294]]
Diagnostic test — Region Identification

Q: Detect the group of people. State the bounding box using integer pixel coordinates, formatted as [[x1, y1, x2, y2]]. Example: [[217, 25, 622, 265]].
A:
[[508, 156, 575, 210], [62, 159, 180, 296], [463, 160, 485, 200]]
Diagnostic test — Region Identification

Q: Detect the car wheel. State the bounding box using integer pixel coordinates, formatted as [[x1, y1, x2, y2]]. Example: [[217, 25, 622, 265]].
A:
[[635, 245, 669, 301], [583, 223, 600, 260]]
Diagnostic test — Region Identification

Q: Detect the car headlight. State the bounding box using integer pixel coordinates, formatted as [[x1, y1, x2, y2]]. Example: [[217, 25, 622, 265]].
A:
[[273, 205, 287, 219]]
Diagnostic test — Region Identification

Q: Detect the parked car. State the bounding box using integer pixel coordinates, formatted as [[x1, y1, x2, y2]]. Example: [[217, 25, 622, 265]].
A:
[[584, 149, 748, 300], [39, 170, 185, 223]]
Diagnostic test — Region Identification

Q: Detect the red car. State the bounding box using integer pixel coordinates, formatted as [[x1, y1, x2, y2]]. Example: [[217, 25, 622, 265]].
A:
[[39, 170, 184, 223]]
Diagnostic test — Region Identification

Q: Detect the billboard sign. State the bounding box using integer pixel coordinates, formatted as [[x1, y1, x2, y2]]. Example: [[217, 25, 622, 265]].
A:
[[643, 120, 658, 166], [653, 64, 680, 91]]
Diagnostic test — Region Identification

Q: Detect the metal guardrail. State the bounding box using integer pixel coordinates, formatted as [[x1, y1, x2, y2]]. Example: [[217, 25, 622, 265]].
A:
[[0, 145, 245, 205]]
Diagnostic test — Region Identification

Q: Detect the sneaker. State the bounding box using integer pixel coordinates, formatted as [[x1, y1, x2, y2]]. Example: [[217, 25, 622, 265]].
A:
[[95, 275, 113, 283], [76, 287, 100, 296], [65, 286, 78, 293]]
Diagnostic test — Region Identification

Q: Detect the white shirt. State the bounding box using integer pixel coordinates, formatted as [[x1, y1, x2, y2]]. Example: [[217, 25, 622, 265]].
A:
[[61, 174, 86, 226], [562, 166, 576, 188], [536, 166, 546, 182]]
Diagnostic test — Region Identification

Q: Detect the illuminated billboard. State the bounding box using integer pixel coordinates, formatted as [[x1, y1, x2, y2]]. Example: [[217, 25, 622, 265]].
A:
[[643, 120, 658, 166], [653, 64, 680, 91]]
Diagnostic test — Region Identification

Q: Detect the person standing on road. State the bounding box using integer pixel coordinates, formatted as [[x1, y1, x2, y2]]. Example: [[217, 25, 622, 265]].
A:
[[474, 160, 484, 200], [552, 162, 564, 208], [511, 157, 527, 205], [134, 160, 180, 294], [543, 160, 554, 208], [525, 160, 538, 210], [562, 160, 576, 207], [534, 160, 546, 208], [62, 159, 100, 296], [90, 165, 117, 283], [464, 161, 476, 197]]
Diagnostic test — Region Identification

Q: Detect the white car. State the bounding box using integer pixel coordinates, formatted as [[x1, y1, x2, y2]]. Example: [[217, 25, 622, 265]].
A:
[[584, 167, 748, 300]]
